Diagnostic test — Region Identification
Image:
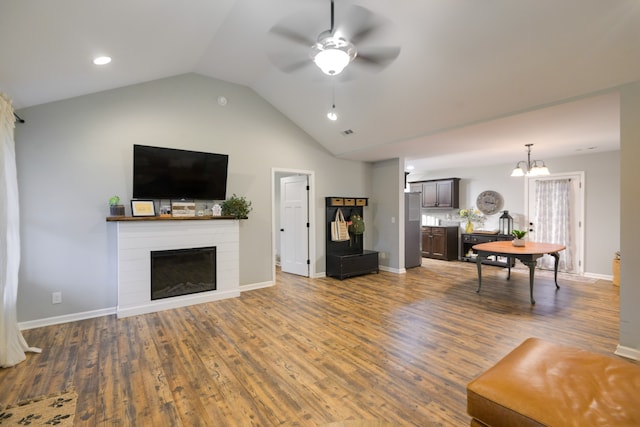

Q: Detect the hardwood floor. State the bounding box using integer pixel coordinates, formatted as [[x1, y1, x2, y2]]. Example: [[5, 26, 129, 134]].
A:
[[0, 259, 623, 426]]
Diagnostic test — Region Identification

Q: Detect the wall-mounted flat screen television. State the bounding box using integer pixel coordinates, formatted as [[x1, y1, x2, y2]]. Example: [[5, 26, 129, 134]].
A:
[[133, 144, 228, 200]]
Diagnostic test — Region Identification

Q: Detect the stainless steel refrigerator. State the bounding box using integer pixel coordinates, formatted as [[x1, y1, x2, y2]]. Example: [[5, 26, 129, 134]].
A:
[[405, 192, 422, 268]]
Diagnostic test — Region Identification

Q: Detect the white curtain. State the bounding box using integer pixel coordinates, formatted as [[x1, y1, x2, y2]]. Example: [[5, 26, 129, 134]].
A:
[[1, 93, 40, 368], [534, 178, 573, 271]]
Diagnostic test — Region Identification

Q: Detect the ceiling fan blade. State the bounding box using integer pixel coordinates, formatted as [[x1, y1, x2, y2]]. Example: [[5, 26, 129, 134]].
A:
[[338, 5, 382, 44], [269, 25, 315, 48], [355, 47, 401, 71], [281, 59, 312, 74], [267, 51, 312, 74]]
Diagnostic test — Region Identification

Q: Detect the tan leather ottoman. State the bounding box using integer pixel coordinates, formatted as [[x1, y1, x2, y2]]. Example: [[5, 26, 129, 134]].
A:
[[467, 338, 640, 427]]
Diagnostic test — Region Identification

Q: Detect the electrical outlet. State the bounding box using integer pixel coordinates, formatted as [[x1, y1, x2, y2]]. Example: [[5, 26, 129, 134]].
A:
[[52, 292, 62, 304]]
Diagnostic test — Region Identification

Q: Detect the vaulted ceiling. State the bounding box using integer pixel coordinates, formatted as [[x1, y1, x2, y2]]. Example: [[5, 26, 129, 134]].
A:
[[2, 0, 636, 171]]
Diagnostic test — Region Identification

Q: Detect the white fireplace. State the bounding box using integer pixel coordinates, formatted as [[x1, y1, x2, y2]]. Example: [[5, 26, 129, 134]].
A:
[[113, 218, 240, 318]]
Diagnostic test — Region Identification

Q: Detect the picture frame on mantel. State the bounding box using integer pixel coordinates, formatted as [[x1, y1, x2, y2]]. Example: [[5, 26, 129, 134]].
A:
[[131, 200, 156, 217], [171, 200, 196, 217]]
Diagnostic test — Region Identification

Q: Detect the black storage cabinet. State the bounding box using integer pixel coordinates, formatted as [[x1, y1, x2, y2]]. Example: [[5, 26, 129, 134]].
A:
[[326, 197, 379, 280]]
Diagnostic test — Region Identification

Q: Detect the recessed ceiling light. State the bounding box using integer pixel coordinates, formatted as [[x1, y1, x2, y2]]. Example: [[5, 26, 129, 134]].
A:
[[93, 56, 112, 65], [406, 165, 415, 171]]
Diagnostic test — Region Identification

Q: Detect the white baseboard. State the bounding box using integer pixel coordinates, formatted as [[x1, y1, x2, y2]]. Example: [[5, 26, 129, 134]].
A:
[[18, 283, 273, 328], [584, 272, 614, 281], [379, 265, 405, 274], [240, 280, 274, 292], [615, 344, 640, 361], [316, 267, 403, 277], [19, 307, 116, 330]]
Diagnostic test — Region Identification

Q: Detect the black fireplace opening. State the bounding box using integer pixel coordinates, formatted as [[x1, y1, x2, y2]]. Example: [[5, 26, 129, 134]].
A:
[[150, 246, 216, 300]]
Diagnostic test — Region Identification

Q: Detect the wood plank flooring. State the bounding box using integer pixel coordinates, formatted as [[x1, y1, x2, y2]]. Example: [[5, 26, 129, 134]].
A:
[[0, 259, 624, 426]]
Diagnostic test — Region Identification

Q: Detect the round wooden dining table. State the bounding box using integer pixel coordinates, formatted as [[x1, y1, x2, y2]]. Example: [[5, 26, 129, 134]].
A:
[[472, 240, 566, 304]]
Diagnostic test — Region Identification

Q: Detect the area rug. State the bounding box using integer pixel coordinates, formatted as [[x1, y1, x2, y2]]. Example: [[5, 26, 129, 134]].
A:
[[0, 391, 76, 426]]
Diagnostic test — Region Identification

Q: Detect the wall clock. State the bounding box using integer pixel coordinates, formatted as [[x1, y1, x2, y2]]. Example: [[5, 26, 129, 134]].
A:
[[476, 190, 503, 215]]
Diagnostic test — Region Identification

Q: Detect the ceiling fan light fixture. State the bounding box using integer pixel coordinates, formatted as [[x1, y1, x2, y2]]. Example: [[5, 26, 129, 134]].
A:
[[311, 36, 357, 75]]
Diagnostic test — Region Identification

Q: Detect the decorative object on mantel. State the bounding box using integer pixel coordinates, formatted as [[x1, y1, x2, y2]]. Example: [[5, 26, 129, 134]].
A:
[[159, 204, 172, 217], [221, 194, 252, 219], [131, 199, 156, 217], [511, 229, 527, 246], [171, 200, 196, 217], [108, 195, 125, 216], [510, 143, 550, 177], [459, 207, 484, 234]]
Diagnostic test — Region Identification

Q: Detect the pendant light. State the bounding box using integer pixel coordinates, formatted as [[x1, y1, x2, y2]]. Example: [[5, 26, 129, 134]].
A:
[[511, 144, 550, 177]]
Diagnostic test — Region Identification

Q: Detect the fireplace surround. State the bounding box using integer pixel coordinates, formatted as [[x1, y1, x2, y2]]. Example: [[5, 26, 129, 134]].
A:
[[109, 217, 240, 318]]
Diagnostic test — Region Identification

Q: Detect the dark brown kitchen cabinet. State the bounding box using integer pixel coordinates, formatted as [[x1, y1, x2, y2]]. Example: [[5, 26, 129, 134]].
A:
[[409, 178, 460, 208], [421, 226, 459, 260], [409, 182, 423, 193]]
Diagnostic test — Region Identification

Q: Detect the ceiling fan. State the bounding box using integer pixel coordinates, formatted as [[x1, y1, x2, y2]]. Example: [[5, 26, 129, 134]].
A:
[[267, 0, 401, 77]]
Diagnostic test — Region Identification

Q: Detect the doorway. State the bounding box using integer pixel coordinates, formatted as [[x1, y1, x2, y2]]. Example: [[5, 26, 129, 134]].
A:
[[272, 169, 315, 280], [525, 172, 584, 274]]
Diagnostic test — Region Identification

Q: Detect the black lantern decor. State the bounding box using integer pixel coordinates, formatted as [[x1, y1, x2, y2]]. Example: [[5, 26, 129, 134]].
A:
[[499, 210, 513, 235]]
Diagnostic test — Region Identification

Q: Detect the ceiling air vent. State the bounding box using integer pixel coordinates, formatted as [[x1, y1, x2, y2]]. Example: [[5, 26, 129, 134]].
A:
[[341, 129, 354, 136]]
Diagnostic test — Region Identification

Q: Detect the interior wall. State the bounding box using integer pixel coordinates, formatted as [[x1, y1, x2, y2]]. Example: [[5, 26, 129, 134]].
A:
[[619, 81, 640, 356], [371, 158, 402, 271], [407, 150, 619, 276], [14, 73, 372, 322]]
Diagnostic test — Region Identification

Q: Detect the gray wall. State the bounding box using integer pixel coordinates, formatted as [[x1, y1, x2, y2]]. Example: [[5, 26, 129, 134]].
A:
[[371, 158, 403, 271], [14, 73, 372, 322], [408, 150, 619, 276], [620, 82, 640, 355]]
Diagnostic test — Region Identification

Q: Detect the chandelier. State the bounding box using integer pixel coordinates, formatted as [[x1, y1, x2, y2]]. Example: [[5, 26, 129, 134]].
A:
[[510, 144, 550, 177]]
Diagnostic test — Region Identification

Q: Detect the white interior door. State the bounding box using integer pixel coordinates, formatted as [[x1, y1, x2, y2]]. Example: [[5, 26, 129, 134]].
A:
[[525, 172, 584, 274], [280, 175, 309, 276]]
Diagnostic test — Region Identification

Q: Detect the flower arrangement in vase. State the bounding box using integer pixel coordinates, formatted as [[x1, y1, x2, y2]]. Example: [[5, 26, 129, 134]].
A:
[[459, 207, 484, 233]]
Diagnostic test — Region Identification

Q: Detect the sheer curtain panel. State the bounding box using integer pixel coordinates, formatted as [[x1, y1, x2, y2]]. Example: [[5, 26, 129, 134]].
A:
[[1, 93, 40, 368], [534, 178, 573, 271]]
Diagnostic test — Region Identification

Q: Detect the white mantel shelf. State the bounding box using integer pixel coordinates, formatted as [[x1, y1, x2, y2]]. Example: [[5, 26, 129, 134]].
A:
[[106, 215, 238, 222], [110, 218, 240, 318]]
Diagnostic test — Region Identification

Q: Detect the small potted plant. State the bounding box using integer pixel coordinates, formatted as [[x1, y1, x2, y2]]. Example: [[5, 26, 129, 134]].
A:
[[511, 229, 527, 247], [109, 195, 125, 216], [221, 194, 252, 219]]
